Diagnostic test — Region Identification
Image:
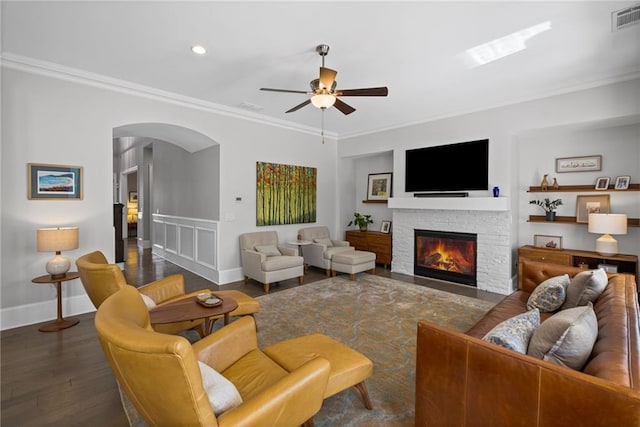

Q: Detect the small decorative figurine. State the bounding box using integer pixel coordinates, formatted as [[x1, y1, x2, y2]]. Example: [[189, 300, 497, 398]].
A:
[[540, 174, 549, 191], [552, 177, 559, 190]]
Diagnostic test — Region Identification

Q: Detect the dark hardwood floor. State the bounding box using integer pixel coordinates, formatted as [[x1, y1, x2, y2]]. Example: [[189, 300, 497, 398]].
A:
[[1, 238, 502, 426]]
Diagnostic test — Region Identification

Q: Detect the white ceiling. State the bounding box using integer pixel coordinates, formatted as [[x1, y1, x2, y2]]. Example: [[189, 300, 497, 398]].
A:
[[2, 1, 639, 138]]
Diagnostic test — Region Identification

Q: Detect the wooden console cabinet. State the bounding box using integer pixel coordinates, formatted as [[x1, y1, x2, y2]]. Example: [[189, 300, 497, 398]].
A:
[[518, 245, 638, 279], [345, 230, 392, 268]]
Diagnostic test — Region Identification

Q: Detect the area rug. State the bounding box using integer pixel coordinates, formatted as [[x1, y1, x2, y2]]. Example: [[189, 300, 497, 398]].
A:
[[254, 274, 497, 427]]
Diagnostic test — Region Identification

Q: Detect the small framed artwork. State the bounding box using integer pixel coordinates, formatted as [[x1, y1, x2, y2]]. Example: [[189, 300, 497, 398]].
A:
[[594, 177, 610, 190], [534, 234, 563, 249], [380, 220, 392, 234], [28, 163, 83, 200], [614, 175, 630, 190], [576, 194, 610, 223], [555, 155, 602, 173], [129, 191, 138, 203], [367, 172, 392, 201]]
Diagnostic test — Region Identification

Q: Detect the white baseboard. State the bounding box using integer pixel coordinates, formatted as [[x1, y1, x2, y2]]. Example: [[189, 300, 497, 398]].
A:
[[217, 267, 244, 285], [1, 294, 96, 331]]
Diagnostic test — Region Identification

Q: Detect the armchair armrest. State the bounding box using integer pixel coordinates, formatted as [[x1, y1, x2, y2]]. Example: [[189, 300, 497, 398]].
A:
[[138, 274, 185, 304], [278, 246, 297, 256], [193, 316, 258, 372], [217, 357, 331, 427], [241, 250, 266, 280], [332, 240, 350, 247]]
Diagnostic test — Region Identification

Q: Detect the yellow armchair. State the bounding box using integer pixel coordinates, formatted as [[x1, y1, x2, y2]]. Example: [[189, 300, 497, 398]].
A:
[[95, 286, 330, 427]]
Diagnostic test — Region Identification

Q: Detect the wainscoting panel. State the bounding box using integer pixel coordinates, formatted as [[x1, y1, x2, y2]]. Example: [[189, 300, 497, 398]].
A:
[[152, 214, 219, 283]]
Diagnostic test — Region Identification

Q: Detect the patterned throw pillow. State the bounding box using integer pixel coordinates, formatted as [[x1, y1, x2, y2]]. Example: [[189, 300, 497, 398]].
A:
[[254, 245, 281, 257], [527, 303, 598, 370], [527, 274, 569, 312], [314, 238, 334, 247], [198, 361, 243, 415], [562, 269, 607, 309], [482, 308, 540, 354]]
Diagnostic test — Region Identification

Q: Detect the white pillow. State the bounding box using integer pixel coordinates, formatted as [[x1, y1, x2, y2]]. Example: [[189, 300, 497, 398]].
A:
[[139, 293, 156, 309], [198, 361, 243, 415], [562, 268, 608, 309], [254, 245, 281, 257]]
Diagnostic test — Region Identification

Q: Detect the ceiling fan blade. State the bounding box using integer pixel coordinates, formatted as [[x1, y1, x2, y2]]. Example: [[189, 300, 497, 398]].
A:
[[337, 87, 389, 97], [319, 67, 337, 90], [333, 98, 356, 115], [260, 88, 308, 94], [285, 99, 311, 113]]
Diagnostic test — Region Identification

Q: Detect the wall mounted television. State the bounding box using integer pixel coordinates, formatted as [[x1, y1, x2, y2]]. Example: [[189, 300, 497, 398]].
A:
[[405, 139, 489, 192]]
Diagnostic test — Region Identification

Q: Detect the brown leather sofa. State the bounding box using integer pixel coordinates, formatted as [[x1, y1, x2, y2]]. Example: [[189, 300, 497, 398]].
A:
[[415, 260, 640, 426]]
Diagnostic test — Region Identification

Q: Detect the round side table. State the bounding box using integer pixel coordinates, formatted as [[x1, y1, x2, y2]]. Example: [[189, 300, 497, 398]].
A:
[[32, 272, 81, 332]]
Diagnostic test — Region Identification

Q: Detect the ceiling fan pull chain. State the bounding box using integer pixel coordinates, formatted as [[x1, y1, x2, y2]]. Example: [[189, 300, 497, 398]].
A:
[[321, 109, 325, 144]]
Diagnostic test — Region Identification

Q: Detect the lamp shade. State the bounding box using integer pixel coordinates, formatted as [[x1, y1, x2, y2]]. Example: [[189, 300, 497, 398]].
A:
[[588, 214, 627, 235], [310, 93, 336, 109], [37, 227, 79, 252]]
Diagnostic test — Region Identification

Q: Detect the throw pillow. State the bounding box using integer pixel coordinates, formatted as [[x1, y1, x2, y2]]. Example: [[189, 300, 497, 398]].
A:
[[139, 293, 156, 309], [482, 308, 540, 354], [526, 274, 569, 312], [198, 361, 243, 415], [254, 245, 281, 257], [562, 268, 607, 309], [314, 238, 334, 247], [527, 303, 598, 370]]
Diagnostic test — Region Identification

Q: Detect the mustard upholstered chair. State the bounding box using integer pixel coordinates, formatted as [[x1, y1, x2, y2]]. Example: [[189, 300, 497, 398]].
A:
[[298, 226, 355, 276], [95, 286, 330, 427], [239, 231, 304, 293], [76, 251, 260, 336]]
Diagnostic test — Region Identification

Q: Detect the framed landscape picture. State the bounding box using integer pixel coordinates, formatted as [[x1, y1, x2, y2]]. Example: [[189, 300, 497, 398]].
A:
[[367, 172, 392, 201], [534, 234, 563, 249], [555, 155, 602, 173], [28, 163, 83, 200], [576, 194, 610, 223]]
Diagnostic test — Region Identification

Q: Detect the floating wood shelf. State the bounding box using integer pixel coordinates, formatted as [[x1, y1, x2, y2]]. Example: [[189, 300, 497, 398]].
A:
[[528, 184, 640, 192], [528, 215, 640, 227], [362, 200, 388, 204]]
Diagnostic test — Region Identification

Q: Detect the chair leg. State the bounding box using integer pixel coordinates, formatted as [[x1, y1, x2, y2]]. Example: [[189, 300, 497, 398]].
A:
[[263, 283, 270, 293], [298, 275, 304, 285], [370, 267, 376, 275], [325, 268, 331, 277], [350, 273, 356, 281], [355, 381, 373, 410], [244, 276, 249, 285]]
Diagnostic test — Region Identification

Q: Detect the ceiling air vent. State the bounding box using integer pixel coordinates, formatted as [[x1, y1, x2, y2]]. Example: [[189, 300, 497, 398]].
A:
[[612, 4, 640, 31]]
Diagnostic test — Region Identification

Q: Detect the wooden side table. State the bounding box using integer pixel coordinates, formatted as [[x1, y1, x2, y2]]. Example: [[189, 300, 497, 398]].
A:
[[32, 272, 81, 332]]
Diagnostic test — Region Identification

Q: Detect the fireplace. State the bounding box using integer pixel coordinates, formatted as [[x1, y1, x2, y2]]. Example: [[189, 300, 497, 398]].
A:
[[414, 229, 477, 286]]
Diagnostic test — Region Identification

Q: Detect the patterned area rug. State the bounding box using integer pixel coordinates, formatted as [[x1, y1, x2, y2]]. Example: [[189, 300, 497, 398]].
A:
[[255, 274, 497, 427]]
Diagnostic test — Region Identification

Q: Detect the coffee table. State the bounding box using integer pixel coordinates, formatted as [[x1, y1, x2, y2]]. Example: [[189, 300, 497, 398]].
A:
[[149, 295, 237, 336]]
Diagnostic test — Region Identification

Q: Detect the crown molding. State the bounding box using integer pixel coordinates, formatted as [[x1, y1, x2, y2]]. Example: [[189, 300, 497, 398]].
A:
[[0, 52, 338, 140]]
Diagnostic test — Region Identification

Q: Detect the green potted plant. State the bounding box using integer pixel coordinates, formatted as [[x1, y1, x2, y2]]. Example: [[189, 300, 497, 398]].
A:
[[529, 198, 563, 221], [348, 212, 373, 231]]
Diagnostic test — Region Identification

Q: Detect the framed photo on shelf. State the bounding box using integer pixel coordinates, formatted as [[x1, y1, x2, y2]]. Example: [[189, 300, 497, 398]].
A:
[[555, 155, 602, 173], [576, 194, 610, 223], [533, 234, 563, 249], [614, 175, 630, 190], [380, 220, 392, 234], [367, 172, 392, 201], [27, 163, 83, 200], [129, 191, 138, 203], [595, 177, 610, 190]]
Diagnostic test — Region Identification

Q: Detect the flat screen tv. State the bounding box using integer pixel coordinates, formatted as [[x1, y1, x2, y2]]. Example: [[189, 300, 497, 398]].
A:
[[405, 139, 489, 192]]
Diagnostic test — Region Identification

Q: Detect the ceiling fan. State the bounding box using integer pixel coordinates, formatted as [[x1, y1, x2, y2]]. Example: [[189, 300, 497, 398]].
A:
[[260, 44, 388, 115]]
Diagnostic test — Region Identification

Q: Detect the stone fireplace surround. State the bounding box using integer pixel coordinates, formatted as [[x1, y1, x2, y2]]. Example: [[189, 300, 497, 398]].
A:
[[389, 197, 513, 295]]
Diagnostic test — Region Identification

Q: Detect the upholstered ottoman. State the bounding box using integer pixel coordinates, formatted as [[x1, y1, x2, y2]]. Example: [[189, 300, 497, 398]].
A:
[[263, 333, 373, 409], [212, 290, 260, 319], [331, 250, 376, 280]]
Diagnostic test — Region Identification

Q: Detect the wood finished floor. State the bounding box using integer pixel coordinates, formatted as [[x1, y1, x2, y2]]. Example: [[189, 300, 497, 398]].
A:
[[1, 239, 503, 426]]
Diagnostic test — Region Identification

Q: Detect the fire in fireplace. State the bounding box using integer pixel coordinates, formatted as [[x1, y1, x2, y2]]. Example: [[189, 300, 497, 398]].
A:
[[414, 229, 477, 286]]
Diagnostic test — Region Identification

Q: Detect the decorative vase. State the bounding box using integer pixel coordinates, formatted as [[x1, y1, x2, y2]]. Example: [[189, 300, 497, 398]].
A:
[[545, 211, 556, 221], [492, 186, 499, 197]]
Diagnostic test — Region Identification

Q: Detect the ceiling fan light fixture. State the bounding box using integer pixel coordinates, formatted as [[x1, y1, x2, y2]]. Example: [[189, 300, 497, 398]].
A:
[[310, 93, 336, 109]]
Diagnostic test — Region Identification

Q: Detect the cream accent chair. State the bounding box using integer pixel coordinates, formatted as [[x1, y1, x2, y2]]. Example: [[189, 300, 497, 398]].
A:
[[239, 231, 304, 293], [76, 251, 260, 336], [95, 286, 331, 427], [298, 226, 355, 276]]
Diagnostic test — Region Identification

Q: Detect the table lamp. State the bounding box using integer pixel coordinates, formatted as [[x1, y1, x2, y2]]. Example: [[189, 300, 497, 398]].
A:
[[37, 227, 79, 278], [588, 214, 627, 255]]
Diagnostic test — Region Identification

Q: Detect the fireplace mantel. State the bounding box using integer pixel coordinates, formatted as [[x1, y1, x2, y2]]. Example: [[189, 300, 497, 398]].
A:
[[388, 197, 509, 211]]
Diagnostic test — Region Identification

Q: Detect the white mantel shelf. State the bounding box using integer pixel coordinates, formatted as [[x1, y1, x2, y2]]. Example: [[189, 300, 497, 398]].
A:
[[388, 197, 509, 211]]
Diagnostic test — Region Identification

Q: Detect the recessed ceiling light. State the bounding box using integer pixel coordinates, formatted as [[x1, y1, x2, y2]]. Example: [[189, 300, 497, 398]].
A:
[[191, 45, 207, 55]]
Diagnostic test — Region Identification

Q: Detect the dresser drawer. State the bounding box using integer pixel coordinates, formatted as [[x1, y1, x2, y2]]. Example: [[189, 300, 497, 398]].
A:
[[519, 248, 572, 265]]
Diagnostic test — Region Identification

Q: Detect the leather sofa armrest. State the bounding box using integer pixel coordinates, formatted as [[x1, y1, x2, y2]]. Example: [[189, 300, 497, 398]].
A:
[[138, 274, 186, 304], [332, 240, 350, 247], [278, 246, 297, 256], [193, 316, 258, 372], [217, 357, 331, 427]]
